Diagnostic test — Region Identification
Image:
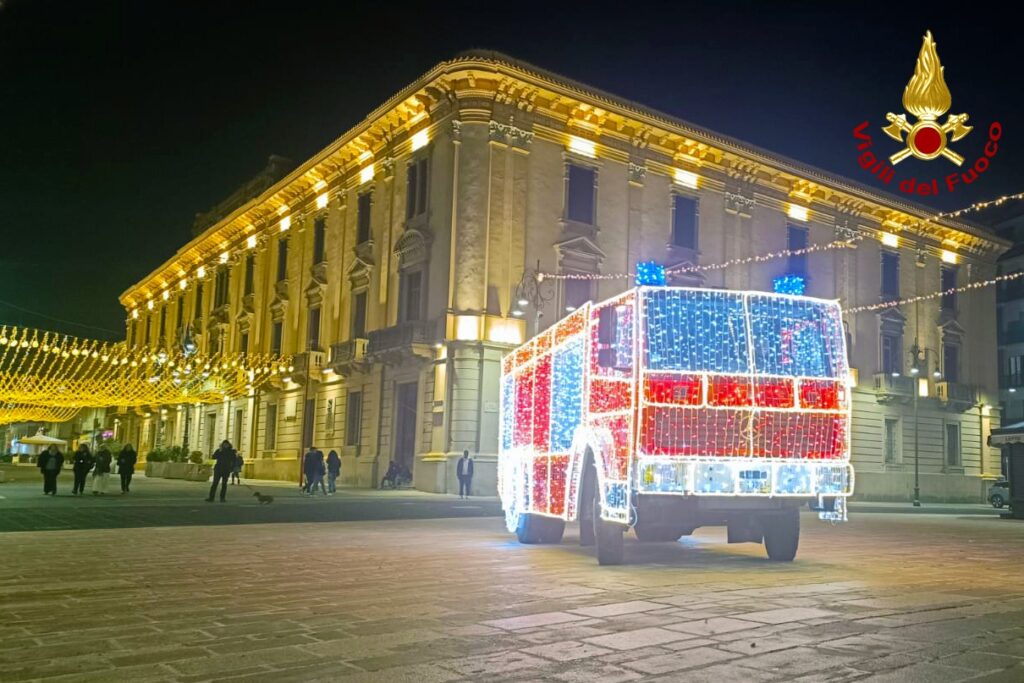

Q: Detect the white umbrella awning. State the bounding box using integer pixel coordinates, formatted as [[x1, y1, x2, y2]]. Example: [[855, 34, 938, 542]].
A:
[[988, 421, 1024, 446], [18, 434, 68, 446]]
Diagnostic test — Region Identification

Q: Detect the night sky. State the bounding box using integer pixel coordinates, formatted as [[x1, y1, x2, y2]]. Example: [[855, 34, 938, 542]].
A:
[[2, 1, 1021, 339]]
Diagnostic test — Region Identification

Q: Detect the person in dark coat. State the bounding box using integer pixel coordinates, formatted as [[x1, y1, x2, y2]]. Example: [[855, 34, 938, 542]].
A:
[[306, 447, 326, 496], [230, 452, 244, 485], [456, 450, 474, 499], [92, 446, 112, 495], [37, 445, 64, 496], [207, 440, 237, 503], [117, 444, 138, 493], [326, 450, 341, 495], [380, 460, 398, 489], [71, 443, 94, 496]]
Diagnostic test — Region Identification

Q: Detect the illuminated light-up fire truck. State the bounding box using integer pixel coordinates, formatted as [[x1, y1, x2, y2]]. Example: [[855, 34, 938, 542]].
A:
[[498, 286, 853, 565]]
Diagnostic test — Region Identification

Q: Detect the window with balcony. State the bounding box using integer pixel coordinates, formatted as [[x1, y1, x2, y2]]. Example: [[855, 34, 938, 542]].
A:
[[941, 265, 957, 311], [881, 250, 900, 300], [345, 391, 362, 446], [671, 194, 698, 249], [884, 418, 900, 464], [193, 282, 204, 321], [563, 277, 593, 313], [244, 253, 255, 295], [264, 402, 278, 449], [945, 422, 961, 467], [307, 307, 321, 351], [399, 270, 423, 323], [271, 321, 283, 356], [943, 341, 960, 383], [276, 238, 288, 283], [214, 267, 229, 308], [357, 192, 372, 244], [566, 164, 596, 225], [880, 331, 902, 375], [312, 216, 326, 265], [351, 291, 367, 339], [405, 157, 429, 220], [787, 224, 808, 277]]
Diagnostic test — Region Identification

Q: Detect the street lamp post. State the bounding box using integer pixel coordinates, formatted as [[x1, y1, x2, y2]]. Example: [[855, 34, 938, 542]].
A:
[[180, 324, 198, 453], [511, 260, 555, 336], [908, 338, 942, 507]]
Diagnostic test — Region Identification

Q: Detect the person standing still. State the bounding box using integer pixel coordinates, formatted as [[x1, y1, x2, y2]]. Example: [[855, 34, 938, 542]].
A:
[[231, 452, 243, 485], [207, 440, 236, 502], [71, 443, 94, 496], [117, 444, 138, 494], [308, 447, 327, 496], [38, 445, 64, 496], [92, 446, 112, 495], [457, 450, 474, 499], [326, 450, 341, 495]]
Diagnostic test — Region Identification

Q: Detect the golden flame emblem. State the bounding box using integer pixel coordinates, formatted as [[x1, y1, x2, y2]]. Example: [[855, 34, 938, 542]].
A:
[[882, 31, 971, 166]]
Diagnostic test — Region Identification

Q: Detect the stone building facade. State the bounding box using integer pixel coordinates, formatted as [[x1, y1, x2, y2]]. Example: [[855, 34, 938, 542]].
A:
[[118, 52, 1007, 501]]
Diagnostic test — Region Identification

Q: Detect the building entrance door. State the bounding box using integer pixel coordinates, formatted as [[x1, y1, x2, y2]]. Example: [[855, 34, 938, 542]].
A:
[[393, 382, 418, 474]]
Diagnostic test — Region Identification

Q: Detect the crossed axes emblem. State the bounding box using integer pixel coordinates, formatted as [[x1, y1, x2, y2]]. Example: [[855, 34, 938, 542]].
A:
[[883, 112, 972, 166]]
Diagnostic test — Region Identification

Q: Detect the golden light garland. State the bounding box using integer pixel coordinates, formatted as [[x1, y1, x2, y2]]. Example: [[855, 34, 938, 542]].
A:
[[0, 325, 291, 425], [0, 403, 81, 425]]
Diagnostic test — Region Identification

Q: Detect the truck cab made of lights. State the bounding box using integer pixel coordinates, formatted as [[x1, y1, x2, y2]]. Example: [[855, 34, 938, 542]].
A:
[[498, 286, 853, 565]]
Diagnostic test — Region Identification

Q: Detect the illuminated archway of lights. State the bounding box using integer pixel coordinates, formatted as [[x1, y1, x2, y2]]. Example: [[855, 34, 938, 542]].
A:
[[0, 325, 291, 425]]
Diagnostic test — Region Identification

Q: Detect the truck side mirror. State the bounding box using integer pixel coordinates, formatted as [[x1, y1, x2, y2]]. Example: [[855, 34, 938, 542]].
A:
[[598, 307, 618, 345]]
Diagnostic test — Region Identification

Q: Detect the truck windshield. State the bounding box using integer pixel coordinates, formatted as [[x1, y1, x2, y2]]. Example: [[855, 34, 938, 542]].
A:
[[644, 290, 748, 373], [643, 290, 846, 379]]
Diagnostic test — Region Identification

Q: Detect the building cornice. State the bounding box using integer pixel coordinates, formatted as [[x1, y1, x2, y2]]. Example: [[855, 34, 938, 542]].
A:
[[121, 51, 1010, 310]]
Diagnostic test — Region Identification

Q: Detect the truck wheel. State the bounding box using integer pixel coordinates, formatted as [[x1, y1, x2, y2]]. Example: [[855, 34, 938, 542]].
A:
[[593, 489, 624, 565], [763, 508, 800, 562], [516, 514, 566, 544]]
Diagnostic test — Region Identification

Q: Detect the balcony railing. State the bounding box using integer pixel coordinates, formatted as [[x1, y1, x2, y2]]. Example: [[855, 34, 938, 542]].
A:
[[936, 381, 976, 409], [291, 350, 328, 379], [366, 318, 441, 358], [329, 339, 368, 376], [873, 372, 915, 403]]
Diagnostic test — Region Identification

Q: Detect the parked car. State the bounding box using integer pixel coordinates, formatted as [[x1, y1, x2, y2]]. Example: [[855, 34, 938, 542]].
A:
[[988, 480, 1010, 508]]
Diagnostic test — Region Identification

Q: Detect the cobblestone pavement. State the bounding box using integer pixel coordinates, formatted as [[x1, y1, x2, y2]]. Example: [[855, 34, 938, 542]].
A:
[[0, 474, 502, 532], [2, 510, 1023, 682]]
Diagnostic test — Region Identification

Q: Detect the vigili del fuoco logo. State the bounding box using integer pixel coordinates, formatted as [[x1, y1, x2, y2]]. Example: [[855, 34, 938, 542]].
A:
[[852, 30, 1002, 196]]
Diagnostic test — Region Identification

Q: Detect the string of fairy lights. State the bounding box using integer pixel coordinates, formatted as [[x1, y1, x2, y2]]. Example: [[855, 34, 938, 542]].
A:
[[537, 191, 1023, 317], [0, 325, 291, 426], [0, 192, 1019, 427]]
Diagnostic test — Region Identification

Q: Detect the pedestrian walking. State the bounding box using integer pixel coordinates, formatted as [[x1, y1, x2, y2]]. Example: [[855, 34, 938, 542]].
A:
[[117, 444, 138, 494], [71, 443, 94, 495], [302, 446, 317, 493], [326, 450, 341, 495], [456, 449, 474, 499], [37, 444, 64, 496], [92, 446, 112, 495], [231, 452, 243, 485], [207, 440, 237, 502]]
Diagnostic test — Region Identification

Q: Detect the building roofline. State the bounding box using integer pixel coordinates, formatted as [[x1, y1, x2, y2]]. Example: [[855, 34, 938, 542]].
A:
[[120, 50, 1010, 307]]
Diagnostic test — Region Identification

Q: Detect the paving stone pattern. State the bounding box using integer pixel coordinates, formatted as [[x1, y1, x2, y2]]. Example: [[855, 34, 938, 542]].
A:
[[1, 512, 1023, 681]]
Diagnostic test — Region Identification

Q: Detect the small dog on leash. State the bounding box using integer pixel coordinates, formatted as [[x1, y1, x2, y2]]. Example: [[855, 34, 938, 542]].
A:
[[252, 491, 274, 505]]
